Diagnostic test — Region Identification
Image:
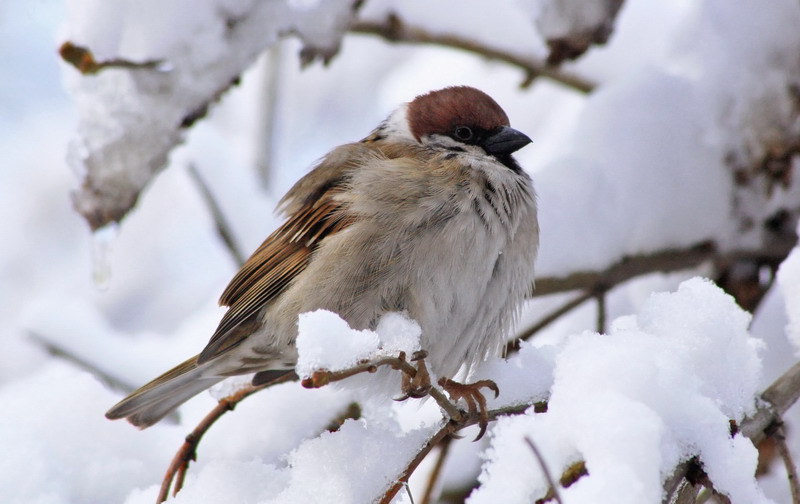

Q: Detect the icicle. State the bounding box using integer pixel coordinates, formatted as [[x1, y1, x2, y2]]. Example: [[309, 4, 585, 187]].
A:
[[91, 223, 118, 290]]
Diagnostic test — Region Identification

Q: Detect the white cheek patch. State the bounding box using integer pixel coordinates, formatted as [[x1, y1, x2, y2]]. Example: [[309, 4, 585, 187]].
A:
[[380, 104, 416, 142]]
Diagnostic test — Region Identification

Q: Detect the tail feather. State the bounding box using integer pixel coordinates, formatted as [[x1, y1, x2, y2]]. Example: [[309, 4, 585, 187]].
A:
[[106, 355, 224, 429]]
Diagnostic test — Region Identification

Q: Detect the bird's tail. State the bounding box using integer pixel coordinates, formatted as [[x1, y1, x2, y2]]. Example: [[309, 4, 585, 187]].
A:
[[106, 355, 224, 429]]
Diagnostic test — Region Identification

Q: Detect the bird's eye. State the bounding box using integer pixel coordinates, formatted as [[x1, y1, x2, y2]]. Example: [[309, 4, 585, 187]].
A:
[[453, 125, 474, 142]]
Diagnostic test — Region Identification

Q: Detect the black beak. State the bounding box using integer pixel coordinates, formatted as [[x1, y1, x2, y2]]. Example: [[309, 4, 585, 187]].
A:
[[482, 126, 532, 155]]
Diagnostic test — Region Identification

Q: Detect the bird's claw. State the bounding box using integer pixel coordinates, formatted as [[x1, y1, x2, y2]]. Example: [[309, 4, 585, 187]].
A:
[[438, 378, 500, 441], [395, 352, 432, 401]]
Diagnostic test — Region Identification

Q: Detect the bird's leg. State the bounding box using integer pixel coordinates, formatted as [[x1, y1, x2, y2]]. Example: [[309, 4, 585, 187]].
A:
[[397, 350, 432, 400], [438, 377, 500, 441]]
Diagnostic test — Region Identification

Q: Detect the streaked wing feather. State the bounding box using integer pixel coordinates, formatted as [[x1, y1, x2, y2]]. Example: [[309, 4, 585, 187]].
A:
[[197, 147, 365, 364]]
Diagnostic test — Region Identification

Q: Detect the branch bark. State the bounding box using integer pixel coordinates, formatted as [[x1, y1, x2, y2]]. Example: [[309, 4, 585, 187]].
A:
[[349, 14, 596, 94]]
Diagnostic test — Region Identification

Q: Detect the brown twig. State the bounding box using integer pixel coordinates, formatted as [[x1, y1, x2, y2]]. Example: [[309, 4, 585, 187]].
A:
[[301, 353, 464, 422], [508, 242, 718, 349], [157, 375, 294, 503], [532, 241, 717, 297], [27, 331, 136, 394], [510, 239, 796, 350], [420, 436, 453, 504], [507, 290, 596, 353], [773, 424, 800, 504], [350, 14, 596, 94], [254, 45, 282, 190], [532, 239, 798, 299], [595, 292, 607, 334], [663, 361, 800, 504], [59, 41, 164, 75], [525, 437, 563, 504], [379, 403, 535, 504], [186, 163, 246, 267]]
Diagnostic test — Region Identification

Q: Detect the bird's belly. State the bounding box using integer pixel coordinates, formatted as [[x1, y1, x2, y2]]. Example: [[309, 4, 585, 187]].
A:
[[400, 222, 512, 379]]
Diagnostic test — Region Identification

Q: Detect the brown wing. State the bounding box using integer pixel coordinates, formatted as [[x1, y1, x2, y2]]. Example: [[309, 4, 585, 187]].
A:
[[196, 143, 371, 364]]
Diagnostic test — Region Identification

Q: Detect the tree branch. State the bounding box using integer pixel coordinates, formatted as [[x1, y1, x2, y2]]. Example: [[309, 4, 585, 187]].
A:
[[774, 424, 800, 504], [59, 41, 163, 75], [186, 163, 246, 267], [525, 436, 564, 504], [301, 352, 465, 422], [532, 241, 717, 297], [157, 374, 295, 503], [349, 14, 596, 94], [420, 436, 452, 504], [532, 239, 796, 299], [27, 331, 136, 394], [664, 360, 800, 504], [378, 403, 536, 504]]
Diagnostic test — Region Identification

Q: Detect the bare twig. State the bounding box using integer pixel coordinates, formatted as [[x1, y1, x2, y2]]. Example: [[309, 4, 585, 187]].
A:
[[404, 481, 416, 504], [664, 361, 800, 504], [350, 14, 596, 94], [420, 436, 452, 504], [511, 239, 796, 350], [27, 331, 136, 394], [59, 41, 164, 75], [301, 353, 464, 422], [532, 241, 716, 297], [186, 163, 246, 266], [525, 437, 563, 504], [773, 424, 800, 504], [507, 290, 596, 353], [157, 374, 294, 503], [254, 45, 282, 190], [595, 292, 606, 334], [742, 360, 800, 444], [379, 403, 535, 504], [532, 240, 797, 299]]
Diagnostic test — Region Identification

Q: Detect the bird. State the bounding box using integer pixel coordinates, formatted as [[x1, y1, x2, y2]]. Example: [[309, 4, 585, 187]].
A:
[[106, 85, 539, 429]]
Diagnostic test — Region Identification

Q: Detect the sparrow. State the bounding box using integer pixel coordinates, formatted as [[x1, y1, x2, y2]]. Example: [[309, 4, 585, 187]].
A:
[[107, 86, 539, 428]]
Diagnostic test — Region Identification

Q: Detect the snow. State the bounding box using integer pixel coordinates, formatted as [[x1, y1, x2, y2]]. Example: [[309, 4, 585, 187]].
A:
[[4, 0, 800, 503], [62, 0, 358, 230], [470, 278, 768, 504], [0, 362, 181, 504], [295, 310, 421, 377]]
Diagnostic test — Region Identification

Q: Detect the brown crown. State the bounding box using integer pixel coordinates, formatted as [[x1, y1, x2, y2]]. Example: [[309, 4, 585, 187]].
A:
[[407, 86, 510, 141]]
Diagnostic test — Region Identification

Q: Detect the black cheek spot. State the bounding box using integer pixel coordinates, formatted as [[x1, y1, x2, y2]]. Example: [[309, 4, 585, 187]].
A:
[[444, 153, 458, 160]]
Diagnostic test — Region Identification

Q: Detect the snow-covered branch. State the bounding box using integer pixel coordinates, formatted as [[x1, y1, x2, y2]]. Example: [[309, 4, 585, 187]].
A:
[[350, 13, 596, 93], [61, 0, 360, 231]]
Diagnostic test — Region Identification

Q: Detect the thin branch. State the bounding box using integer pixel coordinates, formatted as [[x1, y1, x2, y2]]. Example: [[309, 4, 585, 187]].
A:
[[420, 435, 452, 504], [350, 14, 596, 94], [525, 437, 563, 504], [595, 292, 607, 334], [532, 240, 797, 299], [59, 41, 164, 75], [532, 241, 716, 297], [157, 374, 294, 503], [254, 45, 282, 190], [186, 163, 247, 266], [664, 360, 800, 504], [27, 331, 136, 394], [301, 353, 464, 422], [379, 403, 536, 504], [742, 360, 800, 444], [773, 424, 800, 504], [507, 290, 595, 353]]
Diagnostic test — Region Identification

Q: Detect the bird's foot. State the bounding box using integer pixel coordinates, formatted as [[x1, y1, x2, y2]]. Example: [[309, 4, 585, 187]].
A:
[[395, 350, 432, 400], [438, 377, 500, 441]]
